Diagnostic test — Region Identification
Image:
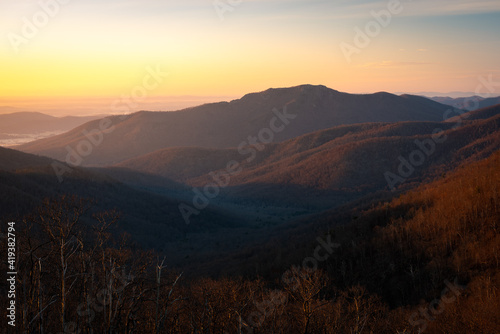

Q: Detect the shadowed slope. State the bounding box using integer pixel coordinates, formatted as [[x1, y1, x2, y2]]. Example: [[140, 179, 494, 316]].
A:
[[18, 85, 456, 166], [0, 147, 239, 247], [116, 109, 500, 210]]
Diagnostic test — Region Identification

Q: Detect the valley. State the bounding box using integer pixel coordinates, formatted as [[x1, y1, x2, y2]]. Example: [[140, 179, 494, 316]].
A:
[[0, 86, 500, 330], [2, 86, 499, 276], [3, 1, 499, 331]]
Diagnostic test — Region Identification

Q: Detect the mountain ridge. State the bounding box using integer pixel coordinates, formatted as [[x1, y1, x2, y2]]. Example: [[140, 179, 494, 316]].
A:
[[114, 105, 500, 213], [18, 85, 460, 166], [0, 112, 108, 146]]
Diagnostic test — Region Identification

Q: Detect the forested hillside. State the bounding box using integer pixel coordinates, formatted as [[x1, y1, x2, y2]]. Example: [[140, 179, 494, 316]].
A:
[[1, 151, 498, 333]]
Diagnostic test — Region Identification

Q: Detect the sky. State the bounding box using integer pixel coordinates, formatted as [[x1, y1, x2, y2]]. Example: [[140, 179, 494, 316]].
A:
[[1, 0, 499, 115]]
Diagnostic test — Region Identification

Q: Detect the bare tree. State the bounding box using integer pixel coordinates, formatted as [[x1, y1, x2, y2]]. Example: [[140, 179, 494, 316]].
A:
[[283, 267, 329, 334], [36, 195, 91, 332]]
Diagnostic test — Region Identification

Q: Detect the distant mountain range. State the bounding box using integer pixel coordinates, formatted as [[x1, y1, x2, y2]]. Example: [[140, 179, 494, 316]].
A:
[[2, 85, 499, 253], [18, 85, 460, 166], [399, 91, 490, 98], [0, 112, 106, 146], [430, 95, 500, 110], [115, 104, 500, 211], [2, 104, 499, 251]]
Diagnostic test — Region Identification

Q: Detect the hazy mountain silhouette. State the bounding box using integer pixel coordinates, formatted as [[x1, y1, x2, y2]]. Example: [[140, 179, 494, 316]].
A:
[[445, 103, 500, 122], [116, 105, 500, 210], [0, 112, 107, 134], [0, 112, 107, 146], [2, 103, 499, 263], [430, 95, 500, 110], [18, 85, 458, 166]]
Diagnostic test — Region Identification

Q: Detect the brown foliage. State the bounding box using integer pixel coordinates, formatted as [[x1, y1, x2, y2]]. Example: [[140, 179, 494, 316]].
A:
[[1, 152, 499, 333]]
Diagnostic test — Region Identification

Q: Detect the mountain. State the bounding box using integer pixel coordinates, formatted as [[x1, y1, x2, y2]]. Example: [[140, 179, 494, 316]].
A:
[[18, 85, 458, 166], [116, 105, 500, 213], [445, 103, 500, 122], [0, 145, 55, 171], [185, 148, 500, 281], [0, 112, 108, 134], [0, 112, 107, 146], [191, 150, 500, 334], [402, 91, 479, 98], [0, 146, 238, 247], [430, 95, 500, 110]]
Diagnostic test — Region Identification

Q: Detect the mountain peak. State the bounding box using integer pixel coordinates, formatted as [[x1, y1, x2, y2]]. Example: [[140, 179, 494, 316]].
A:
[[19, 85, 458, 166], [239, 84, 338, 101]]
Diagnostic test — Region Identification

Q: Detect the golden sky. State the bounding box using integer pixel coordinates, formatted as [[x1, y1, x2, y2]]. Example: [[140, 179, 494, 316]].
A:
[[1, 0, 499, 115]]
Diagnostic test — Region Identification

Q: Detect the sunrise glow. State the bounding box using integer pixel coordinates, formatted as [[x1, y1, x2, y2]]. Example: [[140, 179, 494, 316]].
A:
[[1, 0, 500, 115]]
